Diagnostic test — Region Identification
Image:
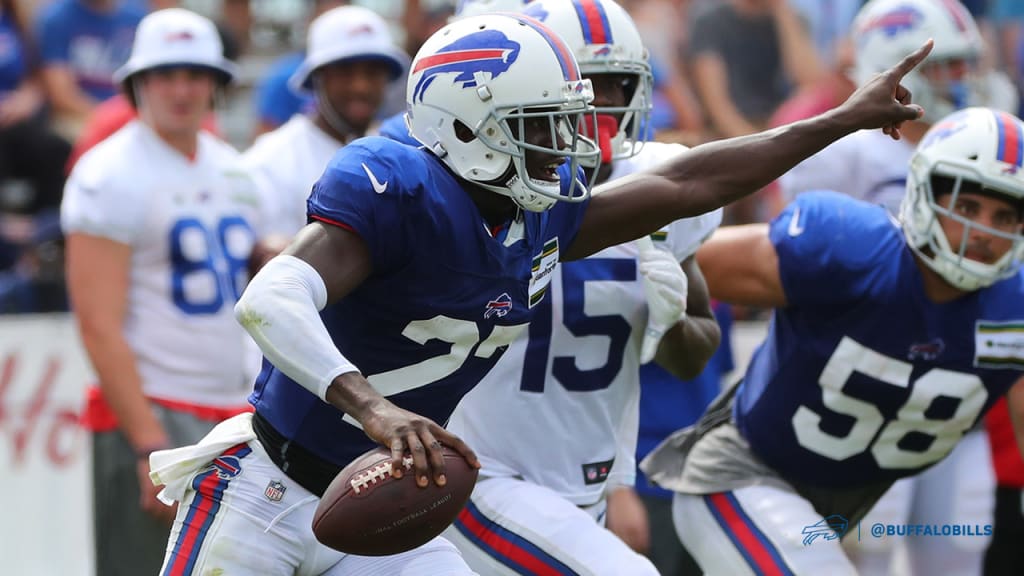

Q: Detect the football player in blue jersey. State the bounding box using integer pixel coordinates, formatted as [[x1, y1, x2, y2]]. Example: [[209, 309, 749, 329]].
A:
[[150, 11, 932, 575], [642, 106, 1024, 575]]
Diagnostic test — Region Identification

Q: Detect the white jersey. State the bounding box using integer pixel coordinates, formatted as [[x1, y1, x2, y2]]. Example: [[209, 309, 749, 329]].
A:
[[61, 121, 272, 408], [778, 129, 914, 214], [447, 142, 722, 505], [242, 114, 345, 236]]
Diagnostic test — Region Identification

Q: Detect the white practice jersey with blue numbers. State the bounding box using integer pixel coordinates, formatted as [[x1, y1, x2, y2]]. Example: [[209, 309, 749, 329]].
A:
[[447, 142, 722, 505], [61, 120, 272, 407]]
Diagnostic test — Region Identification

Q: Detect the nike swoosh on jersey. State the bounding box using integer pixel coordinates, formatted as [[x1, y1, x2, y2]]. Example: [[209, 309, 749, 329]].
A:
[[788, 206, 805, 236], [362, 162, 388, 194]]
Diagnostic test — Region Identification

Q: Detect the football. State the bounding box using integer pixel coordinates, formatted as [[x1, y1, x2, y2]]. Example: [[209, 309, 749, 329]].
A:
[[312, 444, 478, 556]]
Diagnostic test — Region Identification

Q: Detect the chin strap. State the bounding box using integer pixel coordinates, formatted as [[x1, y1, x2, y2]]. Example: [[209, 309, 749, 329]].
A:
[[580, 114, 620, 165]]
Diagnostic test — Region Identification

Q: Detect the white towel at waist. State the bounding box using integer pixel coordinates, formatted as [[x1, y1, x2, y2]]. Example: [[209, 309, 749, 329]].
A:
[[149, 412, 256, 505]]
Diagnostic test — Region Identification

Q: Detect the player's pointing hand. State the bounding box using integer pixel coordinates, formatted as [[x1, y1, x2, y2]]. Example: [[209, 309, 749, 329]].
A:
[[836, 39, 934, 141]]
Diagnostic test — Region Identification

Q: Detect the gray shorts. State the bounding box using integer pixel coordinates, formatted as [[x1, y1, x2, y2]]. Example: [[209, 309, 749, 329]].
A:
[[640, 384, 894, 527], [92, 404, 221, 576]]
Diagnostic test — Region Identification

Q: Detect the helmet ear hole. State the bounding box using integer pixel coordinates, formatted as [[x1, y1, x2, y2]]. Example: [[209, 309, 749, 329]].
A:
[[454, 120, 475, 143]]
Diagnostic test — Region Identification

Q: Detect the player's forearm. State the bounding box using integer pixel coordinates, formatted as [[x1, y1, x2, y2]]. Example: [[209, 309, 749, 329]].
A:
[[80, 330, 168, 451], [653, 314, 720, 380], [235, 255, 359, 400], [324, 372, 390, 424]]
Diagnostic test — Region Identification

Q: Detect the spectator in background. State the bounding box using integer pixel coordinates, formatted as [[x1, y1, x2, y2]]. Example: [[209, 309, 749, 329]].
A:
[[61, 9, 274, 575], [687, 0, 823, 224], [63, 11, 235, 173], [243, 5, 408, 237], [0, 0, 70, 214], [688, 0, 823, 141], [788, 0, 863, 69], [622, 0, 704, 143], [0, 0, 72, 313], [34, 0, 144, 137], [608, 302, 734, 576]]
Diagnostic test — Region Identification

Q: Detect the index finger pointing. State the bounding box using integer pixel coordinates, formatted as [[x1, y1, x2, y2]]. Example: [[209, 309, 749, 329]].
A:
[[888, 38, 934, 79]]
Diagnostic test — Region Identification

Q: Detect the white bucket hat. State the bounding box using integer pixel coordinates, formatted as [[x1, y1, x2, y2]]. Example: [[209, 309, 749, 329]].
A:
[[288, 5, 409, 94], [114, 8, 236, 85]]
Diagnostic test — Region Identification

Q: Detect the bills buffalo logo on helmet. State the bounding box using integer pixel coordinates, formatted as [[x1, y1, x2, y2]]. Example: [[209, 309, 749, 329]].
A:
[[412, 30, 521, 102], [859, 7, 923, 39]]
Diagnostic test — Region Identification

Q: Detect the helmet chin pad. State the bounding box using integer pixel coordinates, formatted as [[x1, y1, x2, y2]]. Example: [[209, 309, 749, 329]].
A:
[[580, 114, 619, 165]]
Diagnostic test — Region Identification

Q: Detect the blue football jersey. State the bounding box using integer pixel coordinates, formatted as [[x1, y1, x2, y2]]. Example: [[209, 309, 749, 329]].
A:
[[249, 137, 590, 467], [735, 191, 1024, 488]]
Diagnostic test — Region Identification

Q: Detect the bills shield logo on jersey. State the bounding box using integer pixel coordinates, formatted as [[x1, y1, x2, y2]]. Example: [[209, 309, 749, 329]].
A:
[[908, 337, 945, 361], [264, 480, 287, 502], [206, 455, 243, 480], [858, 6, 922, 39], [484, 293, 513, 319], [412, 30, 521, 103]]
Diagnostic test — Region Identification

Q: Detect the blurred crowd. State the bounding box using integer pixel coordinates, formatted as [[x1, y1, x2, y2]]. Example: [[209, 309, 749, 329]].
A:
[[1, 0, 1023, 314]]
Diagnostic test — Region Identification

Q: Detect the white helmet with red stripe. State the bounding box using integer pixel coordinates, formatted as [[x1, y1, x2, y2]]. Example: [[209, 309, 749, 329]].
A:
[[853, 0, 984, 124], [523, 0, 651, 163], [406, 13, 599, 212], [902, 107, 1024, 290]]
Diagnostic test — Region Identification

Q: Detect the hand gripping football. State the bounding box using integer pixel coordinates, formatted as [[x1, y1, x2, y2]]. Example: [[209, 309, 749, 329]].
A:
[[312, 444, 478, 556]]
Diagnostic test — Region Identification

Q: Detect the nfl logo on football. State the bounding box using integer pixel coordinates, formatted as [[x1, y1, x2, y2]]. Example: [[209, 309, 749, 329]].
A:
[[265, 480, 287, 502]]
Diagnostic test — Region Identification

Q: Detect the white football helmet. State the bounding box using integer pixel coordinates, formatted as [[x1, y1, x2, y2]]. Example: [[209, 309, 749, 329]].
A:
[[523, 0, 652, 163], [902, 107, 1024, 290], [853, 0, 983, 124], [406, 13, 599, 212]]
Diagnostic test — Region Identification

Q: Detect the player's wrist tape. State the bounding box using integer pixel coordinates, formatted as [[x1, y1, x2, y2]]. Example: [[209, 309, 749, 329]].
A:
[[235, 254, 360, 401]]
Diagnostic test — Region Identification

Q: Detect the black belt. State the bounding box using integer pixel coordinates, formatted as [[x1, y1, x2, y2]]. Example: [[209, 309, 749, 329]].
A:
[[252, 410, 342, 497]]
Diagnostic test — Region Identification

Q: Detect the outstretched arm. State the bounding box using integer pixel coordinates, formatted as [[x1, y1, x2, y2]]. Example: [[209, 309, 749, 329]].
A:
[[565, 40, 933, 260]]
